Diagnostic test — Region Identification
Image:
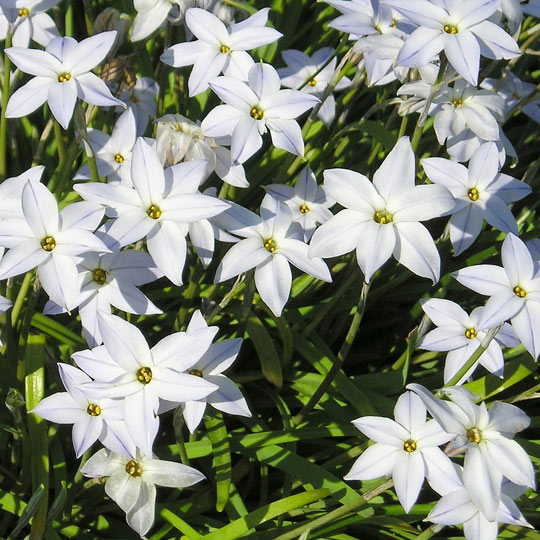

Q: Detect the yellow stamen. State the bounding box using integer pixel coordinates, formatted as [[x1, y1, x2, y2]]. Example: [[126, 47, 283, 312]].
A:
[[467, 187, 480, 201], [299, 203, 310, 214], [307, 79, 317, 87], [443, 24, 458, 34], [250, 107, 264, 120], [19, 7, 29, 17], [146, 204, 161, 219], [220, 44, 231, 53], [114, 153, 125, 163], [513, 285, 527, 298], [92, 268, 108, 285], [403, 439, 417, 453], [125, 459, 142, 477], [137, 367, 153, 384], [40, 236, 56, 251], [466, 427, 482, 444], [58, 72, 71, 83], [264, 238, 277, 253], [86, 403, 102, 416], [189, 369, 204, 377], [464, 327, 477, 339], [373, 210, 393, 224], [451, 97, 464, 108]]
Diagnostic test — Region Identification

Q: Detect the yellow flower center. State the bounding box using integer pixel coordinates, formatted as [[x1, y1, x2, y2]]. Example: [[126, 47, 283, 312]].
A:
[[373, 210, 393, 225], [125, 459, 142, 477], [250, 107, 264, 120], [307, 79, 317, 87], [220, 44, 231, 53], [114, 153, 125, 163], [451, 97, 464, 108], [513, 285, 527, 298], [86, 403, 102, 416], [146, 204, 161, 219], [467, 187, 480, 201], [390, 20, 397, 28], [189, 369, 204, 377], [40, 236, 56, 251], [299, 203, 310, 214], [137, 367, 153, 384], [466, 427, 482, 444], [403, 439, 417, 453], [464, 327, 477, 339], [264, 238, 277, 253], [374, 24, 381, 33], [444, 24, 458, 34], [58, 72, 71, 83], [92, 268, 108, 285], [18, 7, 29, 17]]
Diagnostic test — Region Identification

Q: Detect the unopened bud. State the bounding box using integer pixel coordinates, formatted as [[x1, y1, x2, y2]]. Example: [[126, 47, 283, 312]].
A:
[[94, 8, 131, 58], [102, 55, 137, 89]]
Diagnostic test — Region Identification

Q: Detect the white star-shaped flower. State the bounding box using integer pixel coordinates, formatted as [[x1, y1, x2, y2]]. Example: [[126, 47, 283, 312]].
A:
[[81, 447, 205, 537], [422, 141, 531, 255], [32, 363, 135, 458], [0, 180, 109, 310], [5, 31, 125, 128], [214, 194, 332, 317], [418, 298, 519, 384], [309, 136, 454, 283], [201, 62, 319, 164], [453, 233, 540, 359], [408, 383, 535, 521], [265, 167, 335, 241], [391, 0, 521, 85], [161, 7, 282, 96], [345, 391, 454, 512]]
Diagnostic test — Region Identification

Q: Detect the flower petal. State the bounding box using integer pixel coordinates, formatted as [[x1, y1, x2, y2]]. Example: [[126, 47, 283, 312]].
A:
[[254, 254, 292, 317]]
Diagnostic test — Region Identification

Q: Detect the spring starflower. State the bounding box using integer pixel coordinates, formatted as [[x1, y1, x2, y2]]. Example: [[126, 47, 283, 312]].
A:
[[309, 137, 454, 283], [81, 448, 205, 537], [345, 391, 454, 512], [5, 32, 125, 129], [202, 62, 319, 164], [161, 7, 282, 96]]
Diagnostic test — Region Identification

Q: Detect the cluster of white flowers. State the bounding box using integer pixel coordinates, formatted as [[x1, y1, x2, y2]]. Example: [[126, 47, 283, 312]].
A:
[[0, 0, 538, 538]]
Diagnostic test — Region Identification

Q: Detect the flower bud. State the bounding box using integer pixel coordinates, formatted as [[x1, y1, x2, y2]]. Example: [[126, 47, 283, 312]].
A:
[[94, 8, 131, 58]]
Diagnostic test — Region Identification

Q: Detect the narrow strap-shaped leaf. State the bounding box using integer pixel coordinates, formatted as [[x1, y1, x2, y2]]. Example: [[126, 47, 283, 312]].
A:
[[205, 411, 232, 512], [199, 489, 331, 540], [10, 485, 45, 538], [24, 334, 49, 539], [246, 314, 282, 388]]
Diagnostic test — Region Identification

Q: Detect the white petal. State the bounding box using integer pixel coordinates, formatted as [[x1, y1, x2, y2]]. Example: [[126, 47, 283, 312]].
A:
[[393, 450, 425, 512], [215, 237, 269, 282], [373, 137, 415, 201], [189, 51, 227, 97], [443, 31, 480, 85], [6, 46, 61, 76], [394, 392, 426, 434], [511, 301, 540, 359], [126, 480, 156, 538], [0, 241, 47, 279], [142, 457, 205, 488], [147, 221, 187, 286], [397, 27, 444, 67], [472, 20, 521, 59], [186, 7, 228, 46], [182, 400, 207, 433], [76, 72, 124, 108], [344, 443, 398, 481], [124, 390, 159, 457], [5, 77, 51, 120], [484, 436, 535, 488], [131, 138, 165, 207], [206, 375, 251, 417], [267, 118, 305, 157], [421, 298, 469, 326], [201, 104, 244, 138], [352, 416, 409, 445], [277, 238, 331, 282], [427, 489, 477, 525], [72, 414, 103, 458], [254, 254, 292, 317], [230, 116, 262, 165], [449, 205, 484, 256], [452, 264, 509, 295], [355, 220, 396, 283], [502, 233, 534, 285], [48, 80, 77, 129], [22, 180, 58, 237], [38, 254, 79, 310], [393, 222, 440, 283]]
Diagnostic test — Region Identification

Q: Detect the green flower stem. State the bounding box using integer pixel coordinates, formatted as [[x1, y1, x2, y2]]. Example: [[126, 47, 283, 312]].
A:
[[64, 0, 73, 36], [31, 118, 54, 167], [48, 138, 81, 195], [0, 32, 13, 179], [301, 260, 359, 337], [24, 333, 49, 540], [293, 280, 370, 426], [411, 59, 448, 153], [206, 274, 247, 324], [74, 101, 100, 184], [273, 478, 394, 540], [414, 524, 444, 539], [11, 271, 34, 328], [444, 323, 504, 387], [53, 120, 66, 163]]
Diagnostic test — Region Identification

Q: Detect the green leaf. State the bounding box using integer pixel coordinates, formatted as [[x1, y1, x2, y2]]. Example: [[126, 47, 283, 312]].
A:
[[199, 489, 331, 540], [205, 411, 232, 512], [246, 314, 283, 388], [11, 484, 45, 538]]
